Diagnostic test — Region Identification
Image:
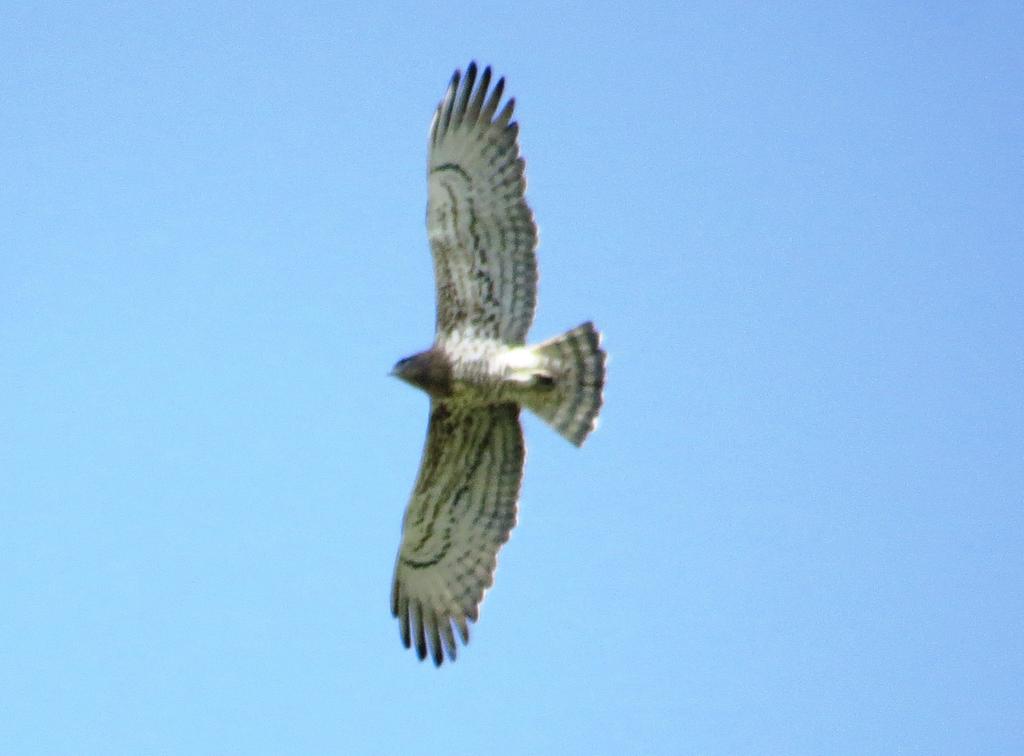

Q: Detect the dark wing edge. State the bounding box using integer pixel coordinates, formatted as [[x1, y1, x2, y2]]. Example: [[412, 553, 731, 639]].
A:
[[391, 401, 525, 665], [426, 62, 539, 345]]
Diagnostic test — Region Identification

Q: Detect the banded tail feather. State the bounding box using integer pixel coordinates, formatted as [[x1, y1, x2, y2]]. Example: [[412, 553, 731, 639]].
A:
[[526, 322, 606, 446]]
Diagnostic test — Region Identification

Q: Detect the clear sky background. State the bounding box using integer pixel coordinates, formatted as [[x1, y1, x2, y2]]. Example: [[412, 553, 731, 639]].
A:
[[2, 2, 1022, 754]]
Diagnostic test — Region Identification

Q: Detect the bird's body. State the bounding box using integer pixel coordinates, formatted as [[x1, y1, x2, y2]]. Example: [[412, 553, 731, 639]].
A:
[[395, 338, 551, 403], [389, 63, 606, 665]]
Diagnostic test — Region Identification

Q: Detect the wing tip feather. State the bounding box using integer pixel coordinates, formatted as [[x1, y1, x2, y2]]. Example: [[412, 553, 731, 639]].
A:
[[433, 62, 515, 141], [393, 570, 481, 666]]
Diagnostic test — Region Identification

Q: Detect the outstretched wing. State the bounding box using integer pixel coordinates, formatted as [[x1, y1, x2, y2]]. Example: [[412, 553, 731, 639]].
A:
[[391, 401, 524, 665], [427, 62, 538, 345]]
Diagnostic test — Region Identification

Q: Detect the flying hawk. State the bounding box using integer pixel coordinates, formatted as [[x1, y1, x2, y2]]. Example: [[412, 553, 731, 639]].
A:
[[390, 62, 606, 665]]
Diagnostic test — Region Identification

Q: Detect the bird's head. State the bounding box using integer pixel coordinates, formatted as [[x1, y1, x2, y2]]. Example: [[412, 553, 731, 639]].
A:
[[390, 354, 418, 383], [390, 350, 452, 398]]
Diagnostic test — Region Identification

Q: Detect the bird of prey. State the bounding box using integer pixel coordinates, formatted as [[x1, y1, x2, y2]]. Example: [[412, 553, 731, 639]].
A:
[[390, 62, 606, 665]]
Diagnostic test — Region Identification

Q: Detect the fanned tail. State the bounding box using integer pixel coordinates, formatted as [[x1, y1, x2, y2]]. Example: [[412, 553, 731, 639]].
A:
[[524, 322, 606, 446]]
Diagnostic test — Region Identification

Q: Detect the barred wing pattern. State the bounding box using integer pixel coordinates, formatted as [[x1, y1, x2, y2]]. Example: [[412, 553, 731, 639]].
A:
[[391, 402, 525, 665], [427, 63, 538, 344]]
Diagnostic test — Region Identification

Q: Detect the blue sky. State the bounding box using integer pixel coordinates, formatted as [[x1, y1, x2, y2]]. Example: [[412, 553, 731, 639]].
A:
[[2, 2, 1022, 753]]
